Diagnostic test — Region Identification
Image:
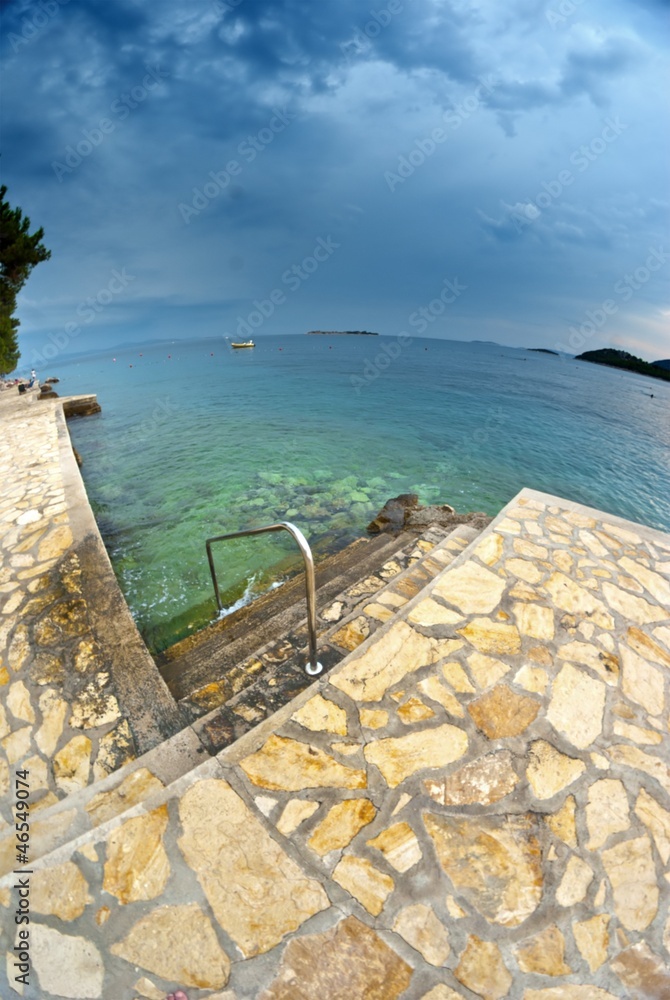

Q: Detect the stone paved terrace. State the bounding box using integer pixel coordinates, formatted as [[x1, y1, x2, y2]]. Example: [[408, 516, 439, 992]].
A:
[[1, 390, 670, 999]]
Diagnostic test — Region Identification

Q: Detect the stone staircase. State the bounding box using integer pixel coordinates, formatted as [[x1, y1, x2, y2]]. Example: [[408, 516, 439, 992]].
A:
[[5, 521, 482, 875]]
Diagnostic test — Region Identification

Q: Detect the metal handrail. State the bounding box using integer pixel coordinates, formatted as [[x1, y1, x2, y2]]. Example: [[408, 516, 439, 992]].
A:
[[205, 521, 324, 677]]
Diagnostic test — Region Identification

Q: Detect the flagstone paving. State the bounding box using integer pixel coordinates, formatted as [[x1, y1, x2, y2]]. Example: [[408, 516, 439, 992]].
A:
[[1, 390, 670, 998]]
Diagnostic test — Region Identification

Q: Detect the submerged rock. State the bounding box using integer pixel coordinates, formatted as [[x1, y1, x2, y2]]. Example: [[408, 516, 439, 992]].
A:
[[368, 494, 491, 534]]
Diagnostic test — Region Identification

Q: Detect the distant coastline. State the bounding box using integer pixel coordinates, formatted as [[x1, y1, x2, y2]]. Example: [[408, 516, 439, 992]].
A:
[[576, 348, 670, 383], [528, 348, 559, 356], [306, 330, 378, 336]]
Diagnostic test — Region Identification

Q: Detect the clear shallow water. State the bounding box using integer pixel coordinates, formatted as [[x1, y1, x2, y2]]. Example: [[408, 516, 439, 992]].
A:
[[55, 335, 670, 652]]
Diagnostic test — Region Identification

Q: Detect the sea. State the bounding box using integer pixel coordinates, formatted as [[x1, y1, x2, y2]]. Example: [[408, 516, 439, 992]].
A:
[[49, 334, 670, 653]]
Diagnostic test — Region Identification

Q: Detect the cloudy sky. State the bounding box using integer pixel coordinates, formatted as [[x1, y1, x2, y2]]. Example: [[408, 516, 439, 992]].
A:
[[1, 0, 669, 365]]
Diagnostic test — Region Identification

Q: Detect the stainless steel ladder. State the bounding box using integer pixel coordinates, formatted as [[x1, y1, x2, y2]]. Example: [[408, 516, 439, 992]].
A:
[[205, 521, 324, 676]]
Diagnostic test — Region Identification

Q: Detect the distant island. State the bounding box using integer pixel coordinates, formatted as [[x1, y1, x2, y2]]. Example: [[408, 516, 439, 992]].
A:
[[576, 348, 670, 383], [307, 330, 378, 336], [528, 348, 559, 355]]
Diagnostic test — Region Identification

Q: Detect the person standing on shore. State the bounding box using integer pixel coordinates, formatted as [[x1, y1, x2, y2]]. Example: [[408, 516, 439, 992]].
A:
[[28, 369, 37, 387]]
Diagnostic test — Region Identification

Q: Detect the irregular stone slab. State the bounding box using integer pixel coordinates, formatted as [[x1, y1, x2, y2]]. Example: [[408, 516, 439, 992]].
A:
[[32, 923, 104, 999], [367, 821, 422, 872], [258, 915, 412, 999], [556, 856, 593, 906], [365, 724, 468, 788], [442, 660, 476, 692], [418, 676, 464, 717], [31, 861, 91, 921], [103, 806, 170, 904], [627, 625, 670, 668], [466, 652, 510, 689], [276, 799, 319, 835], [546, 663, 605, 749], [527, 740, 586, 800], [331, 616, 370, 651], [620, 644, 664, 716], [432, 560, 506, 614], [37, 524, 73, 562], [474, 532, 504, 566], [178, 778, 329, 956], [292, 694, 348, 735], [514, 664, 548, 693], [556, 640, 619, 685], [601, 581, 665, 624], [240, 735, 366, 791], [6, 680, 35, 723], [454, 935, 512, 1000], [397, 696, 436, 724], [572, 914, 609, 973], [468, 683, 540, 738], [602, 835, 658, 931], [634, 788, 670, 864], [408, 598, 464, 626], [86, 767, 165, 827], [619, 555, 670, 606], [516, 924, 571, 976], [424, 812, 542, 927], [524, 988, 619, 1000], [70, 681, 121, 728], [513, 602, 554, 639], [458, 618, 521, 655], [359, 708, 388, 729], [331, 620, 461, 702], [505, 557, 544, 584], [514, 538, 549, 560], [53, 734, 92, 793], [608, 744, 670, 796], [393, 903, 450, 965], [610, 942, 670, 998], [35, 688, 67, 755], [424, 750, 518, 806], [544, 572, 613, 628], [307, 798, 376, 856], [545, 796, 577, 846], [332, 855, 394, 915], [585, 779, 630, 850], [111, 903, 230, 989], [613, 719, 662, 745]]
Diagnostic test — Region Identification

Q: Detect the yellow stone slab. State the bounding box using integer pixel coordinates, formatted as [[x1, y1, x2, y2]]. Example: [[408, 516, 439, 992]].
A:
[[364, 724, 468, 788], [240, 735, 366, 791]]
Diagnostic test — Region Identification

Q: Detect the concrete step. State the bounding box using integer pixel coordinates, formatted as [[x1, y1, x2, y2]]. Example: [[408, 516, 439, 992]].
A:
[[189, 523, 482, 754], [158, 530, 419, 703]]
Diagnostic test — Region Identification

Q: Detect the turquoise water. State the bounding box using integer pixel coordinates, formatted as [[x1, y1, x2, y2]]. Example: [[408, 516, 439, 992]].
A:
[[56, 335, 670, 652]]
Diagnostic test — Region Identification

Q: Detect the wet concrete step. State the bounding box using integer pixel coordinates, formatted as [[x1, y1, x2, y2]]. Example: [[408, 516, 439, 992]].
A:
[[157, 531, 418, 702]]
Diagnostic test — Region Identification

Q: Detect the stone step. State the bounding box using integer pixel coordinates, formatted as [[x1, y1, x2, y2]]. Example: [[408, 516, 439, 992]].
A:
[[175, 524, 467, 725], [3, 521, 484, 872], [158, 530, 419, 702], [189, 524, 482, 754]]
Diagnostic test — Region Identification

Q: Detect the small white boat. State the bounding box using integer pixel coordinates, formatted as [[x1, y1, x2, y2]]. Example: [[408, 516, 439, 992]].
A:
[[231, 341, 255, 348]]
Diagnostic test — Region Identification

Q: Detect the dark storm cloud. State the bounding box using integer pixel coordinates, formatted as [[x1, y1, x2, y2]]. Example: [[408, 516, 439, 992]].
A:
[[0, 0, 668, 363]]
